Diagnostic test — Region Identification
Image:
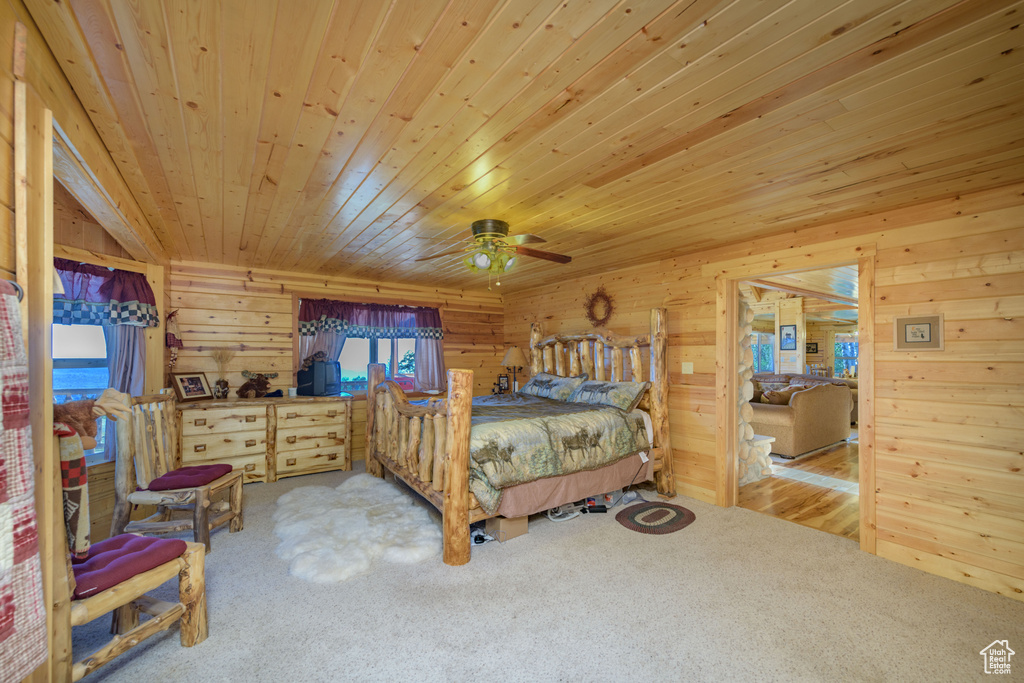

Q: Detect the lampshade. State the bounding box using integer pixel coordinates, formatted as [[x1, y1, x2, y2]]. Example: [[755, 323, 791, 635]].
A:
[[501, 345, 529, 368]]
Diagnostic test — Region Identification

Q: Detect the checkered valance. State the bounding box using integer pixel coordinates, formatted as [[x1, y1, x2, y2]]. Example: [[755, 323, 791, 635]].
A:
[[53, 258, 159, 328], [298, 299, 443, 340]]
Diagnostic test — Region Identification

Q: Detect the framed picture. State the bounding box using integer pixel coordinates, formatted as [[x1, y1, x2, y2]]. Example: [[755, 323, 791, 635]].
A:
[[171, 372, 214, 402], [779, 325, 797, 351], [497, 374, 510, 393], [894, 314, 944, 351], [806, 342, 818, 354]]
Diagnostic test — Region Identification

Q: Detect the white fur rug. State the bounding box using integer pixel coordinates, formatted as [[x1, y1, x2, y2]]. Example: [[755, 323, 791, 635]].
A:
[[273, 474, 442, 583]]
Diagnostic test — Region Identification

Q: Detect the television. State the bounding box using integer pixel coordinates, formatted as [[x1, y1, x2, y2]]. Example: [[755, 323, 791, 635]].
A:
[[297, 360, 342, 396]]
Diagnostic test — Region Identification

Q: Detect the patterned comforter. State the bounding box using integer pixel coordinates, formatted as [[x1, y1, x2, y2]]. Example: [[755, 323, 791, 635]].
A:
[[467, 394, 650, 514]]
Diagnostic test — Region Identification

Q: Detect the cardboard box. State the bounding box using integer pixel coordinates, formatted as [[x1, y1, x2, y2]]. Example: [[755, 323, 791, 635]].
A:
[[485, 515, 528, 543]]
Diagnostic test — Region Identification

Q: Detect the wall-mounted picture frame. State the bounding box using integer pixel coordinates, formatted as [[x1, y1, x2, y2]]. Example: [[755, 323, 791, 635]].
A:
[[894, 314, 944, 351], [171, 372, 214, 402], [497, 374, 510, 393], [779, 325, 797, 351], [806, 342, 818, 354]]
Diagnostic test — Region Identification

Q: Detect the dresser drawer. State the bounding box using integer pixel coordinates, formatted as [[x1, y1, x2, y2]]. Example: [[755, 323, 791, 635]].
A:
[[179, 454, 268, 483], [277, 424, 346, 453], [180, 406, 266, 436], [181, 429, 267, 460], [276, 402, 348, 429], [276, 448, 350, 477]]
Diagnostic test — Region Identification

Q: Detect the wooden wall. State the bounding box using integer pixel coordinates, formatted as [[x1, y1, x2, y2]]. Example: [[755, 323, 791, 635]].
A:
[[168, 261, 504, 460], [52, 181, 132, 260], [505, 182, 1024, 600]]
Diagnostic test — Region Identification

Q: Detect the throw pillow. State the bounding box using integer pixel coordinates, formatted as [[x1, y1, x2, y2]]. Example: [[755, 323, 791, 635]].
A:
[[518, 372, 587, 401], [567, 380, 649, 412], [760, 385, 811, 405]]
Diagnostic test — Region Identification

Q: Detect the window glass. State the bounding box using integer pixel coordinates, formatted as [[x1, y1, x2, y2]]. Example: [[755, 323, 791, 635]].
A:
[[338, 337, 369, 387], [834, 332, 859, 377], [752, 332, 775, 373], [395, 338, 415, 377], [52, 324, 110, 459]]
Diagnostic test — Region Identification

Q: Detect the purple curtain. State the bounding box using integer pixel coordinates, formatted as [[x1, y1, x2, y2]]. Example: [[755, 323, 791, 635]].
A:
[[53, 258, 159, 327], [298, 299, 442, 339]]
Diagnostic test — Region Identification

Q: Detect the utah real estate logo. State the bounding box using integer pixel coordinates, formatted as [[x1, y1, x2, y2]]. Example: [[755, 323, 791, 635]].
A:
[[980, 640, 1014, 675]]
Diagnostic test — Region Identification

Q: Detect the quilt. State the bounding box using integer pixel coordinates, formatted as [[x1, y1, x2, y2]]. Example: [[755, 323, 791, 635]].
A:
[[467, 394, 649, 514]]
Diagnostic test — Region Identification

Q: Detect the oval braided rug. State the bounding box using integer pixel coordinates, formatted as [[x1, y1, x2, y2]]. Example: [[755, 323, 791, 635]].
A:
[[615, 502, 695, 535]]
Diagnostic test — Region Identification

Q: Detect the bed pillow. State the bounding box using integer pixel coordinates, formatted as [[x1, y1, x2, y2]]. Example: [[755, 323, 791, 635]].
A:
[[567, 380, 649, 412], [517, 372, 587, 401]]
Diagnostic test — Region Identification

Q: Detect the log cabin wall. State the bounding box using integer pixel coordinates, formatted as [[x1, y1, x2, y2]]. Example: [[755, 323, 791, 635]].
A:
[[52, 181, 132, 260], [504, 182, 1024, 600], [167, 261, 504, 461]]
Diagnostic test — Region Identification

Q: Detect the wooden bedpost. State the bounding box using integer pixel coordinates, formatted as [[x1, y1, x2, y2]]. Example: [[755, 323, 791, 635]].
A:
[[442, 368, 473, 566], [365, 363, 386, 478], [529, 322, 543, 376], [651, 308, 675, 496]]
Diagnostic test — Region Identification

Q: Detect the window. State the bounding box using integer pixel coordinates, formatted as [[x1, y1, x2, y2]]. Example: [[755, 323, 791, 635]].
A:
[[337, 337, 417, 391], [834, 332, 859, 377], [52, 324, 110, 459], [751, 332, 775, 373]]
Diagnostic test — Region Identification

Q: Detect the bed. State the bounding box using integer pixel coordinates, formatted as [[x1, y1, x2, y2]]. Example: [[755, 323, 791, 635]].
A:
[[365, 307, 674, 565]]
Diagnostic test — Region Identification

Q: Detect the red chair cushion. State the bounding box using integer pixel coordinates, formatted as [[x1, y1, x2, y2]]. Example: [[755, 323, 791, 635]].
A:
[[71, 535, 187, 599], [146, 463, 234, 491]]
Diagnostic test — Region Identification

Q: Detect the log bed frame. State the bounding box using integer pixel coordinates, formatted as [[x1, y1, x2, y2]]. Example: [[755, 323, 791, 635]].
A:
[[365, 307, 674, 565]]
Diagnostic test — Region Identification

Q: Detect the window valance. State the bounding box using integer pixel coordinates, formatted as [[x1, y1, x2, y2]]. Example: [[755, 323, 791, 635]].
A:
[[53, 258, 159, 327], [298, 299, 443, 340]]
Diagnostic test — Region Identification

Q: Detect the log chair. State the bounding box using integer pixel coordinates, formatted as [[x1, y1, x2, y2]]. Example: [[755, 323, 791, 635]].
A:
[[50, 435, 208, 681], [110, 394, 244, 553]]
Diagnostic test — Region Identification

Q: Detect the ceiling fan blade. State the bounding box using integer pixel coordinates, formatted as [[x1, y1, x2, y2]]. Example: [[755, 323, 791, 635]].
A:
[[505, 233, 547, 246], [415, 246, 469, 262], [516, 246, 572, 264]]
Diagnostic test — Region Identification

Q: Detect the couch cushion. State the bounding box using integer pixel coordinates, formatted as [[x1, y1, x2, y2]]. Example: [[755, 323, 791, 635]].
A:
[[71, 534, 186, 599], [760, 385, 811, 405], [147, 463, 233, 491]]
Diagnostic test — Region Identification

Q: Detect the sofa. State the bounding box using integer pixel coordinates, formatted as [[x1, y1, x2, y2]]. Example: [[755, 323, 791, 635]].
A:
[[753, 372, 859, 424], [748, 383, 853, 458]]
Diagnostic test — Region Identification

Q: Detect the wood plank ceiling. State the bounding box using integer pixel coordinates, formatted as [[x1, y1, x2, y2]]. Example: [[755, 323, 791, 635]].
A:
[[27, 0, 1024, 291]]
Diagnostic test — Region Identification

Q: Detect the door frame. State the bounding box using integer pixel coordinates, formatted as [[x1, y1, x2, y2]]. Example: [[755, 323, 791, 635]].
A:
[[713, 246, 876, 554]]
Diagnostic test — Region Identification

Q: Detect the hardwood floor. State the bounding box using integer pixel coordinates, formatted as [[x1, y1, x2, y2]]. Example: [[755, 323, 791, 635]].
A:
[[737, 435, 860, 541]]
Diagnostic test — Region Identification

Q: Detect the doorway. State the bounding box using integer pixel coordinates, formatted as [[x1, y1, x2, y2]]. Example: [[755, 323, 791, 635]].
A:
[[713, 251, 876, 554]]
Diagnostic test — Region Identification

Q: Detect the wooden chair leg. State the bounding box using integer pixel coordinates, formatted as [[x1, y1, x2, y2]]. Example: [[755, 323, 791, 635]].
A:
[[229, 474, 243, 532], [110, 602, 139, 635], [193, 487, 211, 553], [178, 542, 208, 647]]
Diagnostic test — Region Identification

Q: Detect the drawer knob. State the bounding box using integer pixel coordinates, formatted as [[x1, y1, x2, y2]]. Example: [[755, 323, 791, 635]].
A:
[[286, 412, 298, 419], [194, 418, 206, 426], [244, 464, 255, 472], [327, 453, 338, 461], [286, 436, 297, 444], [194, 444, 206, 453], [328, 432, 337, 439], [245, 439, 257, 447], [286, 458, 296, 466], [327, 410, 337, 418], [245, 415, 257, 423]]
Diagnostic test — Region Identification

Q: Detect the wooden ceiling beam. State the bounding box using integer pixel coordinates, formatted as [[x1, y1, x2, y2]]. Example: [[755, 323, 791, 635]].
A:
[[747, 279, 858, 306]]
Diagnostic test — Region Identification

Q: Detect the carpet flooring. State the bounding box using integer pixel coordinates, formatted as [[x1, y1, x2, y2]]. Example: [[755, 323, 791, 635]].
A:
[[74, 464, 1024, 682]]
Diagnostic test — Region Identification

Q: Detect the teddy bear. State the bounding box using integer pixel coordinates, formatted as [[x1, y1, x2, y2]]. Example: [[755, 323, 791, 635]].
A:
[[53, 388, 132, 449]]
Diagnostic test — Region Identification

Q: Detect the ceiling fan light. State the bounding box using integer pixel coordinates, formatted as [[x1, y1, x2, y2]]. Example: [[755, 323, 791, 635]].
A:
[[504, 256, 516, 272], [471, 251, 492, 269]]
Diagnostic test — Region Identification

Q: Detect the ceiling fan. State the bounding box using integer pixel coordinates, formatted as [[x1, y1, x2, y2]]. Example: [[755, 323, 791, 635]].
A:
[[416, 220, 571, 287]]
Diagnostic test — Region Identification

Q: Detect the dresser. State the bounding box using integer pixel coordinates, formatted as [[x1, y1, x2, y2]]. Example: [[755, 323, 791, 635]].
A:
[[176, 395, 352, 483]]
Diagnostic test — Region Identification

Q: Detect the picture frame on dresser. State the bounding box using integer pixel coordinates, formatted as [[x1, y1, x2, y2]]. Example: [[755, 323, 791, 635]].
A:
[[170, 372, 214, 402]]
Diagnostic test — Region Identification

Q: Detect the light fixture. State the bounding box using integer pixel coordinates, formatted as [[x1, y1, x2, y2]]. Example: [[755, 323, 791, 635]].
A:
[[500, 345, 529, 391], [464, 241, 517, 289]]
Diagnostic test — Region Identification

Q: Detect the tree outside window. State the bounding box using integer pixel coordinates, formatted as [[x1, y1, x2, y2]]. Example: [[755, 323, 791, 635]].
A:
[[751, 332, 775, 373]]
